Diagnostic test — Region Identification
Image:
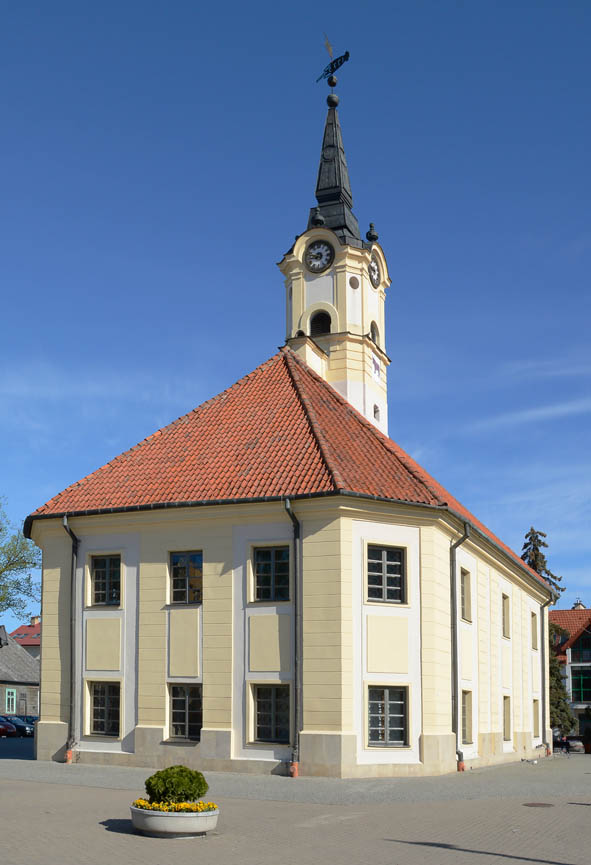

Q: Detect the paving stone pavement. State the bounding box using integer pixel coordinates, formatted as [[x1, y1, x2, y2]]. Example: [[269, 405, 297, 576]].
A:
[[0, 751, 590, 865]]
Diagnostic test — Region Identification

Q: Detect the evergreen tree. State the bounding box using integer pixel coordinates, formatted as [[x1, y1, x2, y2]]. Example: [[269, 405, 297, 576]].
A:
[[521, 526, 564, 596], [549, 621, 577, 734]]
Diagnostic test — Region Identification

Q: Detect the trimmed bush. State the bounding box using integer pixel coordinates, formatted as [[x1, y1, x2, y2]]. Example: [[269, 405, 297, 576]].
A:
[[144, 765, 209, 804]]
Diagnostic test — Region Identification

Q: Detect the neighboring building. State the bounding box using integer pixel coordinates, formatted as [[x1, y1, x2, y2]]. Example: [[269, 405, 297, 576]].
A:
[[24, 83, 553, 776], [10, 615, 41, 660], [549, 602, 591, 735], [0, 626, 40, 716]]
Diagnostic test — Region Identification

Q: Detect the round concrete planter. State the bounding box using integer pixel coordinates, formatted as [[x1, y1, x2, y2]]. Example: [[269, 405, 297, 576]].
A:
[[130, 805, 219, 838]]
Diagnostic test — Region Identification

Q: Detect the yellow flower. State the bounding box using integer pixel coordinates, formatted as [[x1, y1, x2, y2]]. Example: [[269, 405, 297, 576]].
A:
[[132, 798, 218, 812]]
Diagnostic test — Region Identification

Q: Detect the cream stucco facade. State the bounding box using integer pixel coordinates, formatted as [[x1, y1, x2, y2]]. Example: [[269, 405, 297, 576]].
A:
[[281, 228, 390, 435], [32, 498, 551, 775], [29, 89, 553, 777]]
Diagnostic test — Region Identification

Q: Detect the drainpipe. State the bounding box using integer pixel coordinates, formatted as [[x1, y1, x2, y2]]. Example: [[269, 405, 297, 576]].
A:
[[284, 498, 301, 777], [540, 594, 555, 757], [450, 522, 470, 770], [63, 516, 79, 761]]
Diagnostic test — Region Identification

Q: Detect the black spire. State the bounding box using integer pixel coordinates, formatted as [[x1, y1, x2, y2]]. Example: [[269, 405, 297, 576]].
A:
[[307, 94, 362, 247]]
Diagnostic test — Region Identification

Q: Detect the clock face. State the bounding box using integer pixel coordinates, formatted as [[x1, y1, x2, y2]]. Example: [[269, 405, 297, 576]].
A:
[[369, 256, 380, 288], [305, 240, 335, 273]]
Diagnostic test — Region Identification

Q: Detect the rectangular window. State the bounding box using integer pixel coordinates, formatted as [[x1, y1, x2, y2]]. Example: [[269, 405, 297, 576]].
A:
[[367, 545, 406, 603], [91, 555, 121, 606], [5, 689, 16, 714], [460, 568, 472, 622], [533, 699, 540, 738], [531, 612, 538, 650], [571, 633, 591, 663], [502, 594, 510, 639], [90, 682, 120, 737], [170, 551, 203, 604], [503, 696, 511, 741], [254, 685, 290, 743], [461, 690, 473, 744], [170, 684, 202, 740], [571, 668, 591, 702], [253, 547, 290, 602], [368, 686, 408, 747]]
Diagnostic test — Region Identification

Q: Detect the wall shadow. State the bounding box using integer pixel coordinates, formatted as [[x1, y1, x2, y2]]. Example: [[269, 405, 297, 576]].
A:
[[384, 839, 577, 865]]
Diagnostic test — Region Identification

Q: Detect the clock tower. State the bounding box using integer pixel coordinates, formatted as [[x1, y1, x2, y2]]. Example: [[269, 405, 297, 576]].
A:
[[279, 84, 391, 433]]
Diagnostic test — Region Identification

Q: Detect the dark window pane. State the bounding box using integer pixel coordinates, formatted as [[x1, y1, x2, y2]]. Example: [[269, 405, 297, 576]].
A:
[[254, 547, 290, 602], [170, 551, 203, 605], [91, 682, 120, 737], [368, 686, 407, 747], [169, 684, 202, 740], [255, 685, 290, 743], [367, 546, 405, 603]]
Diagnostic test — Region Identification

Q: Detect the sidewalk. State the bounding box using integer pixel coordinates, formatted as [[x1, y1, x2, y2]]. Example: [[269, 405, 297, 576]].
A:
[[0, 751, 588, 804], [0, 755, 590, 865]]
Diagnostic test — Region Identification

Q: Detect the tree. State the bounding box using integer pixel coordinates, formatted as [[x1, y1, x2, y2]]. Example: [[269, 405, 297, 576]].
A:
[[521, 526, 564, 596], [549, 621, 577, 734], [0, 501, 41, 617]]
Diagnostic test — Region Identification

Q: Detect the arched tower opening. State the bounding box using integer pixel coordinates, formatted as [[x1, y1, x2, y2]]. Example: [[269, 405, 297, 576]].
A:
[[310, 311, 331, 337]]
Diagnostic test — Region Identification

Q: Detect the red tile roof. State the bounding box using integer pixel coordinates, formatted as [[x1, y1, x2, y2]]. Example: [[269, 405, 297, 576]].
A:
[[9, 623, 41, 647], [549, 609, 591, 661], [25, 347, 548, 592]]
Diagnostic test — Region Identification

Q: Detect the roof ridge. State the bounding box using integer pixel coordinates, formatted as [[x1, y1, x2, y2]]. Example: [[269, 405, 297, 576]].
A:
[[33, 353, 285, 516], [280, 347, 549, 591], [281, 350, 341, 491], [281, 346, 444, 505]]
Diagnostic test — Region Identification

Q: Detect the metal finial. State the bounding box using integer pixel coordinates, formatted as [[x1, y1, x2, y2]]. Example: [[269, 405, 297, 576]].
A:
[[366, 223, 379, 242]]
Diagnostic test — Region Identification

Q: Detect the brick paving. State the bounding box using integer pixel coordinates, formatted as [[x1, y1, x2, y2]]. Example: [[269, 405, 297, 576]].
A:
[[0, 751, 590, 865]]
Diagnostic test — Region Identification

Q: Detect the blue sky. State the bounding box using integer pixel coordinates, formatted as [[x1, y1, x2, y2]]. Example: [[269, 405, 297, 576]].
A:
[[1, 1, 589, 631]]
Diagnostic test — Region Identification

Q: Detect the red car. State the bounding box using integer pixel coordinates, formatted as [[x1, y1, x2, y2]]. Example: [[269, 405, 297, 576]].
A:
[[0, 718, 17, 737]]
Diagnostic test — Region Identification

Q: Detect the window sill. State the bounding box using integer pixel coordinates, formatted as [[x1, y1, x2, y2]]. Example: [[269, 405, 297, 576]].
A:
[[249, 740, 291, 748], [247, 601, 292, 607], [84, 605, 123, 612], [365, 600, 409, 608], [161, 738, 200, 747], [165, 603, 202, 610], [80, 734, 121, 743]]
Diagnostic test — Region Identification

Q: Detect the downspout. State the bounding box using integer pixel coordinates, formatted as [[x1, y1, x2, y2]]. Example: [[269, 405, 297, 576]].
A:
[[63, 516, 79, 760], [450, 522, 470, 770], [540, 594, 555, 756], [284, 498, 301, 777]]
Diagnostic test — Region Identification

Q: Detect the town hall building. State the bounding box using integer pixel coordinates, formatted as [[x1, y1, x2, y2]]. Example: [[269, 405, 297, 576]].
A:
[[25, 81, 553, 777]]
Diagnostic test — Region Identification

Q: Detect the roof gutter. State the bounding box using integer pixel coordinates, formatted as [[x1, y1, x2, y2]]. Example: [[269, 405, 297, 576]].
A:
[[62, 515, 79, 757], [284, 498, 302, 776], [25, 489, 552, 598], [450, 522, 470, 768], [540, 592, 557, 754]]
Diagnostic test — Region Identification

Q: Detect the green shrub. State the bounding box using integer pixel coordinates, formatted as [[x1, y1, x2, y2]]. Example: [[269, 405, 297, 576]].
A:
[[144, 765, 209, 804]]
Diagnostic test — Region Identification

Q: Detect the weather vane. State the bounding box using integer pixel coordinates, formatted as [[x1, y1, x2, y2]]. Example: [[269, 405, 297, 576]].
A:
[[316, 34, 350, 84]]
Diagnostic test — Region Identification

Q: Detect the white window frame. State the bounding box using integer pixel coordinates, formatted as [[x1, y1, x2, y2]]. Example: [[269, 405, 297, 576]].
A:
[[366, 544, 407, 605], [168, 682, 203, 740], [5, 688, 16, 714], [460, 568, 472, 622], [367, 685, 409, 748]]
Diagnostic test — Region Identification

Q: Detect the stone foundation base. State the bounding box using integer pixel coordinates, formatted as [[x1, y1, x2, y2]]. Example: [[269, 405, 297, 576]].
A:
[[35, 721, 68, 762], [37, 723, 552, 776]]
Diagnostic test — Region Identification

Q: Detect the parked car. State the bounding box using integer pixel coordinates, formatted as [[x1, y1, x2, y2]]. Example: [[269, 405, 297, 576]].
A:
[[0, 718, 17, 737], [16, 715, 38, 725], [566, 735, 585, 753], [1, 716, 34, 737]]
